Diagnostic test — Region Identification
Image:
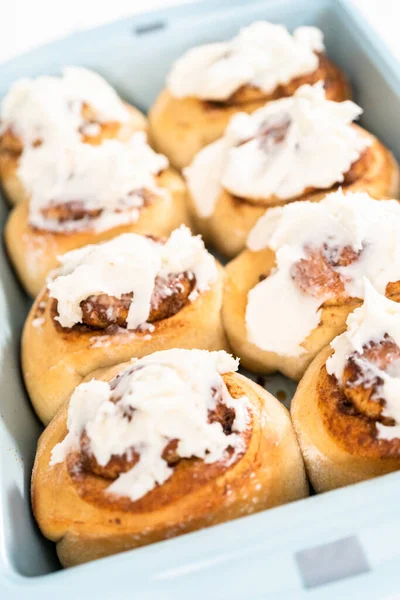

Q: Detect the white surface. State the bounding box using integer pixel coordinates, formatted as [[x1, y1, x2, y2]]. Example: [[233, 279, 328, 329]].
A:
[[0, 0, 399, 65], [166, 23, 323, 100]]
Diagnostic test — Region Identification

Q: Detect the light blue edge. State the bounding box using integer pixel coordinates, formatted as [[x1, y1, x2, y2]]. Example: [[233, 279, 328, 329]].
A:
[[1, 0, 400, 597]]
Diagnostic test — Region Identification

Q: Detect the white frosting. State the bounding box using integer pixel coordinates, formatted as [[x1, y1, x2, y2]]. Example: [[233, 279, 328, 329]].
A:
[[185, 84, 367, 217], [48, 226, 218, 329], [245, 190, 400, 357], [19, 132, 168, 232], [0, 67, 129, 145], [50, 349, 249, 501], [327, 281, 400, 440], [167, 22, 324, 101]]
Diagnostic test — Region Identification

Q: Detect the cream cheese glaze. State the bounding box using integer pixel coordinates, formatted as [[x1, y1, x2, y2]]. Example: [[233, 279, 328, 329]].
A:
[[20, 132, 168, 232], [50, 349, 249, 501], [167, 22, 323, 101], [245, 190, 400, 357], [327, 282, 400, 440], [0, 66, 129, 145], [48, 226, 218, 330], [184, 84, 368, 218]]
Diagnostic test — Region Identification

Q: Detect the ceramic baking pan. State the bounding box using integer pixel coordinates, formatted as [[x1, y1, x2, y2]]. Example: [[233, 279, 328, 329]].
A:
[[1, 0, 400, 597]]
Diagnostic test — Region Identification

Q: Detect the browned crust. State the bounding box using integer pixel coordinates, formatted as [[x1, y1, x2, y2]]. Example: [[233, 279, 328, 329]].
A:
[[77, 273, 195, 329], [0, 102, 148, 206], [223, 245, 358, 380], [79, 103, 130, 145], [290, 346, 400, 492], [0, 102, 147, 154], [342, 337, 400, 419], [230, 145, 374, 210], [22, 262, 229, 425], [317, 363, 400, 458], [0, 128, 26, 154], [4, 167, 191, 298], [40, 201, 103, 224], [0, 119, 122, 156], [65, 376, 251, 513], [222, 233, 400, 380], [189, 126, 400, 258], [215, 54, 351, 107], [149, 55, 351, 171], [31, 370, 308, 566], [36, 187, 157, 227]]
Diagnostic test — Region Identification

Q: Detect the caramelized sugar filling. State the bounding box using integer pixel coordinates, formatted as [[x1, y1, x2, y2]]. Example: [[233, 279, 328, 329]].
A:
[[204, 53, 342, 108], [50, 271, 195, 332], [258, 244, 400, 314], [36, 188, 157, 229], [318, 341, 400, 457], [65, 375, 251, 512], [230, 145, 372, 207], [40, 201, 103, 224], [79, 272, 195, 329], [48, 230, 204, 333], [258, 243, 360, 305], [0, 101, 124, 158], [78, 102, 122, 145], [290, 244, 360, 301], [78, 378, 235, 481], [342, 336, 400, 420], [0, 127, 26, 155]]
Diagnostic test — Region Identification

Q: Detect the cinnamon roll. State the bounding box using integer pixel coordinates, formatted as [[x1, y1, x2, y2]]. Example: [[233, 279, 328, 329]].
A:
[[149, 22, 350, 170], [184, 83, 399, 257], [291, 283, 400, 492], [0, 67, 147, 205], [5, 132, 189, 297], [22, 226, 228, 424], [31, 349, 308, 566], [223, 190, 400, 380]]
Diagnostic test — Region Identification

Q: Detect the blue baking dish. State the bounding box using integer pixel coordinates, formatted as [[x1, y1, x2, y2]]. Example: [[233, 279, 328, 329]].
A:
[[1, 0, 400, 597]]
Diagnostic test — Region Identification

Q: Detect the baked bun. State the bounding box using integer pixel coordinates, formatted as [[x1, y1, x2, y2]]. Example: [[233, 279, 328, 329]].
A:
[[0, 67, 147, 205], [32, 349, 308, 567], [149, 22, 350, 169], [291, 284, 400, 492], [5, 132, 189, 297], [223, 190, 400, 380], [185, 84, 399, 258], [22, 227, 228, 424]]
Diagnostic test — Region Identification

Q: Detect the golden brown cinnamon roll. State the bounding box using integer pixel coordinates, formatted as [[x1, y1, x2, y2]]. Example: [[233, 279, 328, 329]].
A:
[[222, 190, 400, 381], [5, 132, 189, 297], [291, 283, 400, 492], [0, 67, 147, 205], [22, 227, 228, 424], [149, 22, 350, 169], [31, 349, 308, 566], [185, 84, 399, 257]]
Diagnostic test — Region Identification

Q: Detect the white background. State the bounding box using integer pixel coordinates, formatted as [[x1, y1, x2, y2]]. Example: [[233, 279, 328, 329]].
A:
[[0, 0, 399, 65]]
